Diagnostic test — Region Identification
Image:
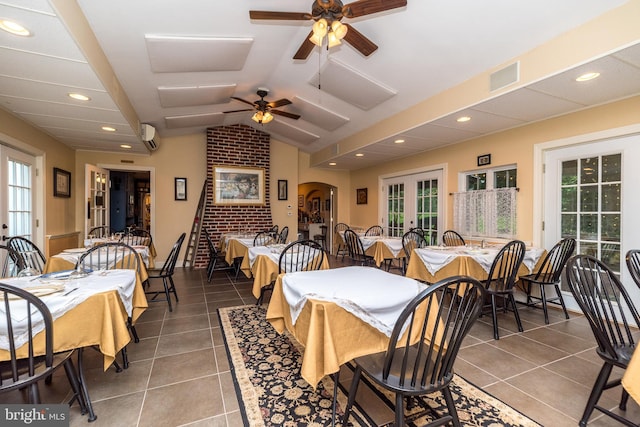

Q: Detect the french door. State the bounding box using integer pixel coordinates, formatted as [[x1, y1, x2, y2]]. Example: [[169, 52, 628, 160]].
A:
[[1, 145, 36, 274], [85, 164, 110, 236], [543, 133, 640, 317], [382, 170, 443, 243]]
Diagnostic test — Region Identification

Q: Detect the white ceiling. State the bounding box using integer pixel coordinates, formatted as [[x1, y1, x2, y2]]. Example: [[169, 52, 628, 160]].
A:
[[0, 0, 639, 169]]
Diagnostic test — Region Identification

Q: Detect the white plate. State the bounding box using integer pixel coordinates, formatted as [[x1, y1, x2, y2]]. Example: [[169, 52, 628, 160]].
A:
[[464, 249, 489, 255], [63, 248, 87, 254]]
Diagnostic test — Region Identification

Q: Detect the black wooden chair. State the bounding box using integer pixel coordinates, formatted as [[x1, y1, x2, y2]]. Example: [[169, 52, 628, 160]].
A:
[[256, 239, 325, 305], [566, 255, 640, 427], [204, 229, 233, 282], [88, 225, 114, 238], [481, 239, 526, 340], [253, 230, 275, 247], [145, 233, 185, 312], [77, 241, 142, 369], [518, 238, 575, 323], [625, 249, 640, 290], [7, 236, 46, 274], [277, 226, 289, 244], [313, 225, 327, 250], [365, 225, 384, 236], [401, 229, 427, 276], [334, 223, 350, 260], [442, 230, 465, 247], [0, 244, 22, 277], [0, 282, 90, 417], [342, 275, 486, 427], [344, 229, 375, 266], [120, 228, 153, 249]]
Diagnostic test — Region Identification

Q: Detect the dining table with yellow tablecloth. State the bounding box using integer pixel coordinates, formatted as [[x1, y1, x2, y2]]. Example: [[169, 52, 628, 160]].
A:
[[221, 235, 255, 266], [362, 236, 406, 267], [622, 346, 640, 404], [0, 269, 146, 371], [405, 245, 546, 283], [266, 266, 429, 387]]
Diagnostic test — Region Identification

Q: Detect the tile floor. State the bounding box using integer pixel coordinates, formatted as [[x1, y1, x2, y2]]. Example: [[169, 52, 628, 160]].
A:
[[2, 255, 638, 426]]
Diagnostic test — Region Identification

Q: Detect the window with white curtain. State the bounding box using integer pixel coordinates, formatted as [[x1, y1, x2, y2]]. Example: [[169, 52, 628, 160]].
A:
[[454, 166, 517, 238]]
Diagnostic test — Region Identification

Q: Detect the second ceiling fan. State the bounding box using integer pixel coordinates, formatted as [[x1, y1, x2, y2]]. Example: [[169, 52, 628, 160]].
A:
[[249, 0, 407, 60], [225, 89, 301, 124]]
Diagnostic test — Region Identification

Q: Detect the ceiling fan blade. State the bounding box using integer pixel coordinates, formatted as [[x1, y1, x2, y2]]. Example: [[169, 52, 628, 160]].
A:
[[230, 97, 256, 107], [343, 24, 378, 56], [249, 10, 312, 20], [268, 99, 292, 109], [271, 110, 301, 120], [223, 108, 253, 114], [342, 0, 407, 18], [293, 32, 316, 60]]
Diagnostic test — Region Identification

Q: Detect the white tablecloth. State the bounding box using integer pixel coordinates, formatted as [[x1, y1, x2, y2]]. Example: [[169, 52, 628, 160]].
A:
[[53, 246, 150, 268], [282, 266, 426, 337], [0, 269, 137, 350]]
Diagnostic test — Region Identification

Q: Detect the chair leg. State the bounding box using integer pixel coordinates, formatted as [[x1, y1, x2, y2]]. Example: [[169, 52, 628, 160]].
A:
[[169, 276, 179, 302], [63, 359, 87, 414], [509, 294, 524, 332], [491, 295, 500, 340], [539, 284, 549, 324], [442, 386, 461, 427], [342, 365, 362, 426], [256, 289, 264, 305], [554, 284, 570, 319], [395, 392, 404, 427], [76, 348, 97, 421], [163, 277, 173, 312], [579, 363, 613, 427]]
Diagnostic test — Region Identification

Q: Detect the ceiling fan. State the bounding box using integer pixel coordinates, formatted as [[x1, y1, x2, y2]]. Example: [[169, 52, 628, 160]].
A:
[[249, 0, 408, 59], [224, 89, 301, 124]]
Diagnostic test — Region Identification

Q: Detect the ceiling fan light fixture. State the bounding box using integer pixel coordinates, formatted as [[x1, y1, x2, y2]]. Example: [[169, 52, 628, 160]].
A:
[[312, 18, 328, 37], [327, 31, 342, 48], [309, 32, 324, 47], [252, 110, 274, 124], [331, 20, 347, 39]]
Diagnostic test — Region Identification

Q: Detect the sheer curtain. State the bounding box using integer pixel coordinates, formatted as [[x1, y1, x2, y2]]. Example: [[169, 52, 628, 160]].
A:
[[453, 188, 517, 238]]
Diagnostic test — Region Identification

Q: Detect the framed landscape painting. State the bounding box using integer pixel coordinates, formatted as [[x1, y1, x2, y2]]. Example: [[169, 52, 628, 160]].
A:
[[213, 166, 265, 205]]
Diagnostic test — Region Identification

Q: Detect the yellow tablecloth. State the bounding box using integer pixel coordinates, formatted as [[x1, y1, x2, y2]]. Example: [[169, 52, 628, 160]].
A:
[[365, 239, 406, 267], [405, 248, 545, 283], [0, 278, 147, 371], [245, 254, 331, 299], [266, 273, 430, 387], [622, 346, 640, 404], [44, 253, 149, 284], [224, 238, 252, 265]]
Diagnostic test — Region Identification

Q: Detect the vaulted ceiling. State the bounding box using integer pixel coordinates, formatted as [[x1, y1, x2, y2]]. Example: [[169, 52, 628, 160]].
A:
[[0, 0, 639, 169]]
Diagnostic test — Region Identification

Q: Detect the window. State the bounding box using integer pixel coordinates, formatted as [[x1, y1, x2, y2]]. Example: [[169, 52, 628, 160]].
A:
[[454, 166, 517, 238]]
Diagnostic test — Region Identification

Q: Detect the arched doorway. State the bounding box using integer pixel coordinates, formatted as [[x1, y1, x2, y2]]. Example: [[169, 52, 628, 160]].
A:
[[297, 182, 336, 254]]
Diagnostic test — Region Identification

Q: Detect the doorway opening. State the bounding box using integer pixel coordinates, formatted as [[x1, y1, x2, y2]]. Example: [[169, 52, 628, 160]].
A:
[[297, 182, 336, 254], [109, 170, 151, 232]]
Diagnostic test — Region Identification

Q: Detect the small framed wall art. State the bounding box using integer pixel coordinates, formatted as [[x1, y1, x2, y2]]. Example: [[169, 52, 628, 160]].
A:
[[53, 167, 71, 198], [356, 188, 368, 205], [175, 177, 187, 201]]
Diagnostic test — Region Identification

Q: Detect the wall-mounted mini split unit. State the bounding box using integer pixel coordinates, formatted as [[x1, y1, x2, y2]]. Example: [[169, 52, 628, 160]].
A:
[[141, 123, 159, 151]]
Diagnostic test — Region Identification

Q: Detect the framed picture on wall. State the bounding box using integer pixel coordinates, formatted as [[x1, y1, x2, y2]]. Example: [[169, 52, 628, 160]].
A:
[[357, 188, 368, 205], [213, 166, 265, 205], [53, 167, 71, 198], [175, 177, 187, 201], [298, 195, 304, 208], [312, 197, 320, 212], [277, 179, 288, 200]]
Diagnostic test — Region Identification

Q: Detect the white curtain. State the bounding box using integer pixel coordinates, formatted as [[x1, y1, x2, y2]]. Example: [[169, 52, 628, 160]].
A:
[[453, 188, 517, 238]]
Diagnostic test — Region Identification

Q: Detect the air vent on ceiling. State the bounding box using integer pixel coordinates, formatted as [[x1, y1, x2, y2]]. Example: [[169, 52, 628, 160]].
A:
[[490, 61, 519, 92]]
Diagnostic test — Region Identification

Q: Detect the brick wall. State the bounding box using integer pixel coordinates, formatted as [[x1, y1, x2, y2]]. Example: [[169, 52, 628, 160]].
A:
[[192, 124, 272, 268]]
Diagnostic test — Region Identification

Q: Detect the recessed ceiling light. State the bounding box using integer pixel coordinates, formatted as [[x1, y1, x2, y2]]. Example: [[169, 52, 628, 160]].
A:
[[576, 72, 600, 82], [68, 93, 90, 101], [457, 116, 471, 123], [0, 19, 31, 36], [102, 126, 116, 132], [120, 144, 132, 149], [355, 153, 364, 157], [329, 162, 337, 166], [394, 139, 405, 144]]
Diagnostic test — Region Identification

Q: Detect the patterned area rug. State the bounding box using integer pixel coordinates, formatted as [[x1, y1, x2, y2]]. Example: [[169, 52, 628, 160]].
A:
[[219, 304, 542, 427]]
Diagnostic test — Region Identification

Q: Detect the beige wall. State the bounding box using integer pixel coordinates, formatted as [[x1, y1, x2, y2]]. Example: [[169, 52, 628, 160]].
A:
[[349, 95, 640, 243], [0, 109, 75, 246], [74, 133, 206, 261], [270, 139, 298, 242]]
